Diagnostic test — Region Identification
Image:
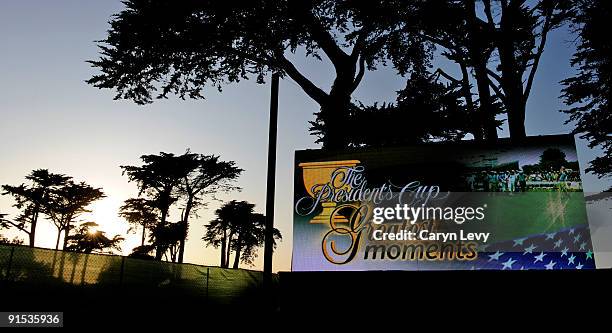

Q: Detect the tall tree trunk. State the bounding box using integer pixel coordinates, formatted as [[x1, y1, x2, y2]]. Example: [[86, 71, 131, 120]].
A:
[[225, 231, 234, 269], [141, 225, 146, 246], [497, 1, 528, 142], [473, 62, 499, 142], [459, 63, 484, 141], [225, 240, 232, 269], [507, 97, 527, 140], [55, 229, 62, 250], [155, 208, 169, 260], [170, 246, 177, 263], [177, 197, 193, 264], [319, 95, 351, 150], [62, 224, 71, 250], [232, 235, 242, 269], [498, 50, 528, 141], [220, 227, 227, 268], [29, 207, 39, 247], [466, 0, 498, 142], [319, 61, 358, 150]]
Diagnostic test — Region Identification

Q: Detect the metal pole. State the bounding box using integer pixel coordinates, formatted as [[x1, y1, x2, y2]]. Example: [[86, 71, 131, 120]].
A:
[[5, 246, 15, 281], [205, 267, 210, 306], [119, 256, 126, 286], [263, 73, 279, 285]]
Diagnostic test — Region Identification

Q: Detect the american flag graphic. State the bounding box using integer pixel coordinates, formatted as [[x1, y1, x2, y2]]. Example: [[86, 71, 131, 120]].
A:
[[468, 225, 596, 270]]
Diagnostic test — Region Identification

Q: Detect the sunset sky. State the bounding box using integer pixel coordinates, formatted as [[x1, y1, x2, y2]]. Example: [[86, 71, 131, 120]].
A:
[[1, 0, 610, 272]]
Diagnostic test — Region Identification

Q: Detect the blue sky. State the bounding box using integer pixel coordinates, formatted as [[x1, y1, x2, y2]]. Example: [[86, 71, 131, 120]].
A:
[[0, 0, 609, 272]]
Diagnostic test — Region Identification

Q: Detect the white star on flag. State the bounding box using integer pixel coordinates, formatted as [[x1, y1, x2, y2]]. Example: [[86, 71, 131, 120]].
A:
[[513, 237, 527, 247], [534, 252, 546, 263], [502, 258, 517, 270], [561, 247, 569, 257], [523, 244, 536, 255], [488, 251, 504, 262]]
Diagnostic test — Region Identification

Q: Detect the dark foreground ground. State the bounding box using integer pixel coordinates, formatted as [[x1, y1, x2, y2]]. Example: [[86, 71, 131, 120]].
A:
[[1, 269, 611, 326]]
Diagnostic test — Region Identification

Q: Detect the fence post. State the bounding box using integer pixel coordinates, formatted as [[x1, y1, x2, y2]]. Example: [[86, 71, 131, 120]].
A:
[[205, 267, 210, 304], [119, 256, 126, 286], [5, 246, 15, 281]]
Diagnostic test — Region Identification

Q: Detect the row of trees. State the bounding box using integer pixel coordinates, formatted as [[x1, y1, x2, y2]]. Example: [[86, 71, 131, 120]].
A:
[[1, 151, 282, 268], [0, 170, 105, 250], [0, 171, 122, 254]]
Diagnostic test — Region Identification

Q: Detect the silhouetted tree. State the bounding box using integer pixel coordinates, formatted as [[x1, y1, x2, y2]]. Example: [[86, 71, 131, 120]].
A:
[[539, 148, 568, 170], [203, 200, 281, 269], [561, 0, 611, 182], [45, 181, 105, 250], [65, 222, 123, 254], [204, 216, 231, 268], [402, 1, 571, 141], [87, 0, 430, 149], [1, 169, 70, 247], [484, 0, 572, 140], [122, 151, 242, 262], [347, 68, 469, 146], [119, 198, 157, 246], [392, 0, 500, 141], [129, 244, 156, 260], [121, 153, 183, 260], [0, 212, 24, 244], [0, 232, 24, 245], [175, 152, 242, 263], [231, 212, 282, 268], [151, 221, 185, 263]]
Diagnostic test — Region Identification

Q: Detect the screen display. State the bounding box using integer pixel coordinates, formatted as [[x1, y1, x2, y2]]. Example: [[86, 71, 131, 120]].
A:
[[292, 135, 595, 271]]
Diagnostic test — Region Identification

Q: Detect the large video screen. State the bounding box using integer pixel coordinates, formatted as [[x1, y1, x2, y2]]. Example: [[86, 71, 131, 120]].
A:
[[292, 135, 595, 271]]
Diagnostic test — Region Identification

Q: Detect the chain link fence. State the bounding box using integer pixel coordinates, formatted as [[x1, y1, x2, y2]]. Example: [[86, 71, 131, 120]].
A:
[[0, 244, 276, 307]]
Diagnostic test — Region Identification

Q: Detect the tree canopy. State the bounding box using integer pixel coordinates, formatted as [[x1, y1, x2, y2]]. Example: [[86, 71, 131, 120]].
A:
[[346, 68, 469, 146], [118, 198, 157, 247], [203, 200, 281, 268], [87, 0, 429, 148], [1, 169, 70, 247], [65, 222, 124, 254], [45, 181, 106, 250], [408, 0, 572, 141], [121, 152, 184, 259], [539, 148, 568, 170], [561, 0, 612, 182], [121, 150, 242, 262]]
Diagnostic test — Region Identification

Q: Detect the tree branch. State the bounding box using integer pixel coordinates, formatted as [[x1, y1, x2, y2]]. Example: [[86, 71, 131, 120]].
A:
[[482, 0, 497, 29], [487, 68, 503, 86], [1, 219, 30, 235], [307, 15, 350, 67], [350, 29, 369, 60], [488, 78, 507, 104], [350, 54, 366, 93], [434, 68, 461, 84], [459, 62, 476, 111], [524, 6, 553, 104], [422, 34, 456, 52], [279, 56, 329, 105]]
